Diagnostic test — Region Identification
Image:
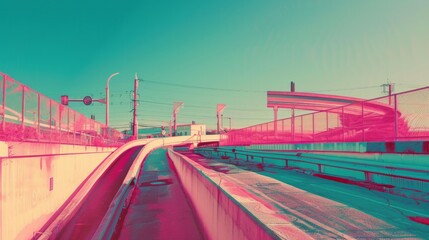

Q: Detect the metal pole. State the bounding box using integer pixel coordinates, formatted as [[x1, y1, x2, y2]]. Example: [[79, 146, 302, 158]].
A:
[[290, 81, 295, 142], [58, 104, 62, 143], [301, 115, 303, 143], [312, 113, 315, 141], [228, 117, 231, 130], [132, 73, 138, 140], [394, 94, 398, 141], [49, 100, 52, 142], [361, 102, 365, 142], [217, 113, 220, 134], [174, 111, 177, 136], [2, 75, 6, 132], [37, 93, 41, 139], [73, 112, 76, 145], [291, 108, 295, 142], [67, 108, 70, 143], [21, 86, 25, 133], [105, 72, 119, 127], [273, 106, 278, 136], [341, 107, 345, 142]]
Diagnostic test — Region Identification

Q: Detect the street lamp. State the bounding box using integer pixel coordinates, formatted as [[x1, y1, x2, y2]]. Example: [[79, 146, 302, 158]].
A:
[[105, 72, 119, 127]]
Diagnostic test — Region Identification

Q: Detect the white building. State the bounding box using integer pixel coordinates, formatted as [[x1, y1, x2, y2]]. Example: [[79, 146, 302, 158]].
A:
[[175, 124, 206, 136]]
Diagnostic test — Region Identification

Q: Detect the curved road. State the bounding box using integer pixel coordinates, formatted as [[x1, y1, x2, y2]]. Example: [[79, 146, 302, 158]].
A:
[[56, 146, 143, 240]]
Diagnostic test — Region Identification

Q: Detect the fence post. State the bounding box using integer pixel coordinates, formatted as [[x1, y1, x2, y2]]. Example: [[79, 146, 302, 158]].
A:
[[37, 93, 41, 139], [312, 114, 315, 142], [73, 112, 76, 145], [361, 101, 365, 142], [394, 94, 398, 141], [58, 104, 61, 143], [2, 75, 6, 132], [21, 85, 25, 133], [67, 108, 70, 143], [291, 108, 295, 142], [49, 100, 52, 142], [285, 159, 289, 168], [300, 116, 303, 143]]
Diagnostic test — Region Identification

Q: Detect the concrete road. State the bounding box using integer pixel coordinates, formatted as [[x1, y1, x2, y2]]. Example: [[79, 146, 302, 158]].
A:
[[116, 148, 204, 240]]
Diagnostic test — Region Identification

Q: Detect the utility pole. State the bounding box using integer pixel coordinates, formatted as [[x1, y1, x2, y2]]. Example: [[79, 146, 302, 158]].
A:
[[381, 82, 394, 105], [132, 73, 139, 140]]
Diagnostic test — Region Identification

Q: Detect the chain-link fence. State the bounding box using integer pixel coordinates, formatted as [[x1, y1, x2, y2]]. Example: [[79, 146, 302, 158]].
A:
[[0, 73, 126, 146], [221, 87, 429, 146]]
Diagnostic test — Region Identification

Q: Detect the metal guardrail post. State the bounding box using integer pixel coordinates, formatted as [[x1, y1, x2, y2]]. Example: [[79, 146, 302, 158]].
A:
[[364, 171, 372, 182]]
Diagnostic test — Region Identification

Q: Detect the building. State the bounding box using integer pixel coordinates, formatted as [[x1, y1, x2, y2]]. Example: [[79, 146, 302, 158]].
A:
[[124, 123, 207, 138]]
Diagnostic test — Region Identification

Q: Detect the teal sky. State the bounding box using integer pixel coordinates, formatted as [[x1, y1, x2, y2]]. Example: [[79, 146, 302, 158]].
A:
[[1, 0, 429, 130]]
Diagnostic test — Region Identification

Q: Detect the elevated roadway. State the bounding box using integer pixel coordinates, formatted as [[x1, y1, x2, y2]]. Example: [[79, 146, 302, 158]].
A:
[[36, 134, 429, 239]]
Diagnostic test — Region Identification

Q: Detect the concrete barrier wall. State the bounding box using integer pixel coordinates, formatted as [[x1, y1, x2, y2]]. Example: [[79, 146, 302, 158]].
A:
[[0, 141, 116, 240], [167, 150, 280, 240]]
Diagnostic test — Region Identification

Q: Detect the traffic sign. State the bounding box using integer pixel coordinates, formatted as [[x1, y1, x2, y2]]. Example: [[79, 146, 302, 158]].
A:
[[83, 96, 93, 105]]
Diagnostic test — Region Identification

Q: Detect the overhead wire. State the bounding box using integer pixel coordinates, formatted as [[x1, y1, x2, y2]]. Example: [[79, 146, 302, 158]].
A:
[[142, 79, 263, 93]]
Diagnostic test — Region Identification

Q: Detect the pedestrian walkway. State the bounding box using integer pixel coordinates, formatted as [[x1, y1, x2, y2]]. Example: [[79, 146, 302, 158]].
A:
[[117, 148, 204, 240]]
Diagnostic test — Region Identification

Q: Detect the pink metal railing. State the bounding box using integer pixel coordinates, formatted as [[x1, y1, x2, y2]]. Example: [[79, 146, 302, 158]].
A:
[[221, 86, 429, 146], [0, 73, 125, 146]]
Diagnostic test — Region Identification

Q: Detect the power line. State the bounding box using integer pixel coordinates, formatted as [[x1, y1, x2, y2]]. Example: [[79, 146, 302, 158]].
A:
[[307, 85, 380, 93], [142, 79, 263, 93]]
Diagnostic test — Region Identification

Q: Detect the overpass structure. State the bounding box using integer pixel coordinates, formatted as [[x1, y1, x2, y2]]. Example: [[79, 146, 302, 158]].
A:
[[1, 72, 429, 239]]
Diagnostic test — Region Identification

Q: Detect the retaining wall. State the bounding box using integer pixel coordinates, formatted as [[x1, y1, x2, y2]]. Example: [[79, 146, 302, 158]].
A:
[[0, 141, 116, 240], [167, 150, 285, 240]]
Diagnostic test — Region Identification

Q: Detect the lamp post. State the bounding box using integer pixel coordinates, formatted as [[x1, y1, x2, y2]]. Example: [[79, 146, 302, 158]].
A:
[[105, 72, 119, 127]]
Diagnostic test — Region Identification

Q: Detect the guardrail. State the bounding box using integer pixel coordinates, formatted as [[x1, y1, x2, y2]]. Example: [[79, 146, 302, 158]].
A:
[[195, 148, 429, 194], [0, 72, 124, 146]]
